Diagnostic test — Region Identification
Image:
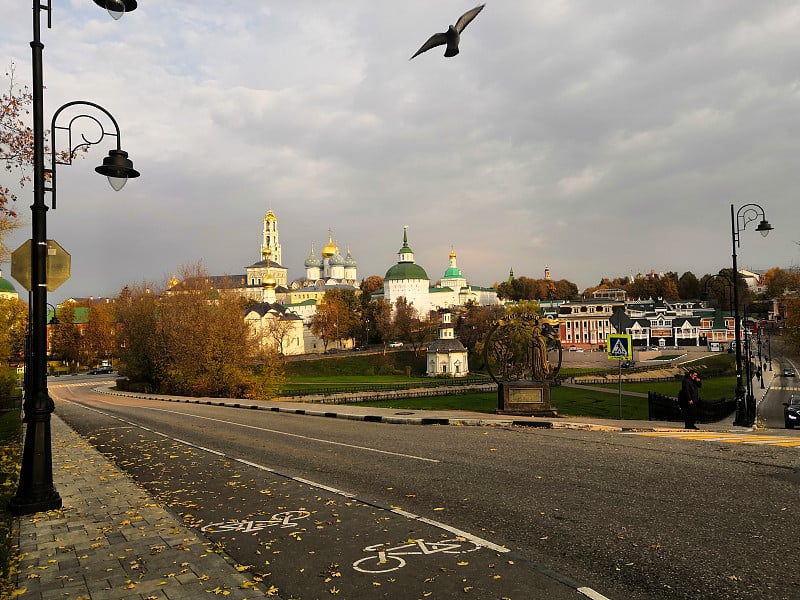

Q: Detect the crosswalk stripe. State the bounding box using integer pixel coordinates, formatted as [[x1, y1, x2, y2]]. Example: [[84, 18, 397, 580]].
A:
[[625, 431, 799, 448]]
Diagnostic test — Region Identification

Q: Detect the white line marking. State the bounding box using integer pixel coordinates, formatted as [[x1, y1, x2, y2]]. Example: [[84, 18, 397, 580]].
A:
[[143, 405, 441, 463], [578, 587, 614, 600]]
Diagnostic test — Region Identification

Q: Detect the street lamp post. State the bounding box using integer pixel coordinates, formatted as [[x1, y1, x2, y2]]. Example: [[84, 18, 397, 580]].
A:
[[730, 203, 773, 428], [9, 0, 138, 516]]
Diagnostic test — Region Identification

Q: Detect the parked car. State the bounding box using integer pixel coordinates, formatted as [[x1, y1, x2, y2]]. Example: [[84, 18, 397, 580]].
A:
[[620, 360, 636, 369], [784, 395, 800, 429], [388, 341, 403, 348], [568, 345, 578, 352], [88, 366, 113, 375], [783, 368, 796, 378]]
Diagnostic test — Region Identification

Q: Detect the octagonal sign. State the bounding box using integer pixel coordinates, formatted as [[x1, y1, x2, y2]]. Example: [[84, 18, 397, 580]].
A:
[[11, 239, 71, 292]]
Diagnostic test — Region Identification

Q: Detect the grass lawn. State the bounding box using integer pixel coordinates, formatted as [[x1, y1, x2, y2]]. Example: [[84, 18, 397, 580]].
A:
[[356, 385, 651, 419], [0, 409, 21, 598]]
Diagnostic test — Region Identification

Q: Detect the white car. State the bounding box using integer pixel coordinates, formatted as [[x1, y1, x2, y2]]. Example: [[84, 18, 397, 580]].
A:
[[388, 341, 403, 348]]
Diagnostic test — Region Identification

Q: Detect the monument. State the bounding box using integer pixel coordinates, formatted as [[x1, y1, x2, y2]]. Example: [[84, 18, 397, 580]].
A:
[[483, 312, 562, 416]]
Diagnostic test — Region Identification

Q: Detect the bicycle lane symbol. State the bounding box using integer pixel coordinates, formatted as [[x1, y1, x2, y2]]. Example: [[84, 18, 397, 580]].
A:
[[352, 537, 481, 573], [200, 510, 311, 533]]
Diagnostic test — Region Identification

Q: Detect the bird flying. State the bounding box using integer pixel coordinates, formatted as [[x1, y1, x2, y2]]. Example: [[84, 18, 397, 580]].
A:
[[410, 4, 485, 60]]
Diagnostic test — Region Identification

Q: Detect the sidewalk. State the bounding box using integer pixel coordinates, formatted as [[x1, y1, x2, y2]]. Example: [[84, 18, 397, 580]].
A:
[[17, 376, 770, 599]]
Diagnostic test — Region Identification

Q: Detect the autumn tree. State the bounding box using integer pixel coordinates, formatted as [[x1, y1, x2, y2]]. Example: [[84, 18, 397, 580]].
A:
[[0, 297, 27, 363], [360, 275, 384, 296], [115, 284, 161, 388], [50, 303, 81, 368], [311, 289, 360, 351], [455, 301, 504, 353], [116, 264, 283, 399], [263, 310, 297, 356], [371, 298, 394, 353], [83, 301, 116, 365], [497, 276, 578, 301]]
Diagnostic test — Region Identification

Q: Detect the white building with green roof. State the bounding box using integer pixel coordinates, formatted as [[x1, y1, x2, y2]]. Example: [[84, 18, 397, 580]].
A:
[[0, 270, 19, 301], [373, 228, 500, 317]]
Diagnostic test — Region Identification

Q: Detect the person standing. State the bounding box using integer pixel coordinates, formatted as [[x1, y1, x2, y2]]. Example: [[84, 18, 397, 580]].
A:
[[679, 369, 701, 430]]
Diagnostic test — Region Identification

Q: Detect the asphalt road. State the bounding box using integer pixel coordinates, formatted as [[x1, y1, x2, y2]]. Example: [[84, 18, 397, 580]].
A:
[[49, 381, 799, 600]]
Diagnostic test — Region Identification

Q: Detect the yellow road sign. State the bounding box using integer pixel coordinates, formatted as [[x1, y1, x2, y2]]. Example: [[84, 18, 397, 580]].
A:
[[10, 239, 71, 292]]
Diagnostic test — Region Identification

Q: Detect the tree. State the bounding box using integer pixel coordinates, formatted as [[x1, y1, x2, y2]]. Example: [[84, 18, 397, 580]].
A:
[[310, 289, 360, 350], [0, 64, 32, 218], [0, 297, 27, 363], [50, 303, 81, 368], [115, 284, 161, 388], [259, 308, 297, 356], [371, 298, 394, 353], [677, 271, 700, 299], [116, 263, 282, 399], [392, 297, 417, 345], [84, 301, 116, 365], [156, 264, 254, 396], [455, 301, 504, 353], [360, 275, 384, 296]]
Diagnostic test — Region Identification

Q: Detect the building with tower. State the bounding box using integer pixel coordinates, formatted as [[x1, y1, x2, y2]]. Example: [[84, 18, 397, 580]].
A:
[[373, 227, 499, 316], [426, 310, 469, 377]]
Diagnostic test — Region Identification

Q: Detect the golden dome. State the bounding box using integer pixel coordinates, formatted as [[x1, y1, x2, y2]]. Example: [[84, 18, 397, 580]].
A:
[[321, 234, 339, 259], [265, 209, 277, 222], [263, 276, 277, 289]]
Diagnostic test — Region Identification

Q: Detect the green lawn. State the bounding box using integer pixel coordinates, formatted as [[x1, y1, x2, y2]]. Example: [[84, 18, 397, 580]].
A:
[[356, 385, 651, 419]]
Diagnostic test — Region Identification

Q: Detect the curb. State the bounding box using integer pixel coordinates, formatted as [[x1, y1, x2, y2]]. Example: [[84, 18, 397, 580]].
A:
[[96, 387, 683, 433]]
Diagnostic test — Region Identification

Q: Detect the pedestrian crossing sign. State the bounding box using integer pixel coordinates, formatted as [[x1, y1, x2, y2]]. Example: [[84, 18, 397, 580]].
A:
[[607, 334, 632, 360]]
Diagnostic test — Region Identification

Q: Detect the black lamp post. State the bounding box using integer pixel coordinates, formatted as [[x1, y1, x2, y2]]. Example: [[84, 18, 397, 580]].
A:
[[730, 203, 773, 428], [9, 0, 138, 516]]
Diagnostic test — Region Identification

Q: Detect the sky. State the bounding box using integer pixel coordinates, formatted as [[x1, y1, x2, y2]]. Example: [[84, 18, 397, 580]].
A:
[[2, 1, 800, 303]]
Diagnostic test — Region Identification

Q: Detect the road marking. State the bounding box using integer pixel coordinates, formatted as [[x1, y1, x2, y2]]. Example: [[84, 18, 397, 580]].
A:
[[626, 431, 799, 447], [201, 511, 310, 532], [145, 407, 441, 463], [55, 392, 616, 599]]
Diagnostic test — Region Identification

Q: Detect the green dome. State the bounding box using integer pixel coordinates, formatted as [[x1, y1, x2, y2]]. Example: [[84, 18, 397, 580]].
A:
[[0, 277, 15, 293], [385, 262, 429, 281], [442, 266, 463, 279]]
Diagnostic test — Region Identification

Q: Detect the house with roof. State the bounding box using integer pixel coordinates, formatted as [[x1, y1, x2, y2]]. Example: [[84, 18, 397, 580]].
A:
[[426, 310, 469, 377]]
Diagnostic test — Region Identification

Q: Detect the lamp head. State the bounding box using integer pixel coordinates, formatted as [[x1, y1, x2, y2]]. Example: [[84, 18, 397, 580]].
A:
[[756, 219, 773, 237], [93, 0, 137, 20], [95, 149, 140, 191]]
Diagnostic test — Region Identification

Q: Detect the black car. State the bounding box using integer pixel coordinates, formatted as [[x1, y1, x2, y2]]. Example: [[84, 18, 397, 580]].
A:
[[88, 366, 113, 375], [783, 368, 796, 378], [620, 360, 636, 368], [784, 395, 800, 429]]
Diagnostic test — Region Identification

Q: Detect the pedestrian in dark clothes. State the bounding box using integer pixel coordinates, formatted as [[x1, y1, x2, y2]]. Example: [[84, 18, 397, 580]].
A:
[[679, 369, 701, 430]]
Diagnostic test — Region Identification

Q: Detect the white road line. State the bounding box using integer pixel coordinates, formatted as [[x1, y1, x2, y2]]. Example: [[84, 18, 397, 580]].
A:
[[578, 587, 614, 600], [145, 405, 441, 463]]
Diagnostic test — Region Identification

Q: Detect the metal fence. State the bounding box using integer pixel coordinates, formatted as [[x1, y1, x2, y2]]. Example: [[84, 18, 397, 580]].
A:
[[647, 391, 736, 423]]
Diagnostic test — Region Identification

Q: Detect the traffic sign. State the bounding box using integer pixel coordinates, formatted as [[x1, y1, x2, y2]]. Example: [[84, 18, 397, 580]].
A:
[[10, 239, 71, 292], [607, 334, 632, 360]]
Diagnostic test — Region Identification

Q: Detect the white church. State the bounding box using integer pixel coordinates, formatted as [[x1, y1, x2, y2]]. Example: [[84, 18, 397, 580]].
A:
[[373, 226, 500, 316]]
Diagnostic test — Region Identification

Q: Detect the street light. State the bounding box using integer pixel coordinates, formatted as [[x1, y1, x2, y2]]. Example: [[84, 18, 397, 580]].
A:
[[10, 0, 138, 516], [730, 203, 773, 428]]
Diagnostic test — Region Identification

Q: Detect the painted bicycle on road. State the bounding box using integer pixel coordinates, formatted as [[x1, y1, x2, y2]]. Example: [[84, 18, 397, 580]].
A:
[[353, 537, 481, 573], [200, 510, 310, 533]]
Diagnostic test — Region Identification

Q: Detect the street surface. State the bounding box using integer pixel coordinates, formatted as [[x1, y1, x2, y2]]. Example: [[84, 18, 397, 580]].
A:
[[49, 378, 799, 600]]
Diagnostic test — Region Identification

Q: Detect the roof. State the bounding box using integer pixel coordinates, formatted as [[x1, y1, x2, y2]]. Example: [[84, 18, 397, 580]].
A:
[[385, 262, 429, 281], [427, 338, 467, 353], [0, 277, 16, 293]]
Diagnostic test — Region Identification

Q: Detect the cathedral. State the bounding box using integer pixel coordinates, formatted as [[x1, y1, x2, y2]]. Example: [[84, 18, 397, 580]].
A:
[[372, 227, 500, 316]]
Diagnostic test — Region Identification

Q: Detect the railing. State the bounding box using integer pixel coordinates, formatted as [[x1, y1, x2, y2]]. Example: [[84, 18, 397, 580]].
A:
[[0, 395, 22, 413], [279, 376, 493, 398], [647, 391, 736, 423]]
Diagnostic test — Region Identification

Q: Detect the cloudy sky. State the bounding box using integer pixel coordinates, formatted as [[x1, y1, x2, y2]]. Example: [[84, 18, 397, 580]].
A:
[[2, 1, 799, 302]]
